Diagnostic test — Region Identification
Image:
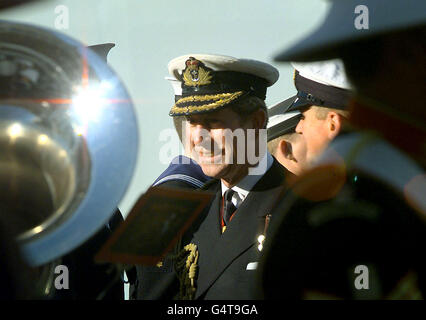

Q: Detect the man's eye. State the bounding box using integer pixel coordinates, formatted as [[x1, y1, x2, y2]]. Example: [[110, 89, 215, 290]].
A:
[[209, 120, 222, 127]]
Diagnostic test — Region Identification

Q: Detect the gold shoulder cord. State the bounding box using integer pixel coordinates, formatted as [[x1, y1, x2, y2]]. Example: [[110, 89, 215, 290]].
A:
[[174, 243, 199, 300], [184, 243, 199, 288]]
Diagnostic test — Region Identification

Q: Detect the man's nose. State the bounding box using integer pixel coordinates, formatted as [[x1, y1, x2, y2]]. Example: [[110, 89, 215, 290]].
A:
[[192, 124, 205, 145], [295, 119, 303, 134]]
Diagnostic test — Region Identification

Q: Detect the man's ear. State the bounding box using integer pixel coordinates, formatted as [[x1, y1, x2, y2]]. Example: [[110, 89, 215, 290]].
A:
[[279, 139, 295, 161], [326, 111, 343, 140], [250, 108, 267, 130]]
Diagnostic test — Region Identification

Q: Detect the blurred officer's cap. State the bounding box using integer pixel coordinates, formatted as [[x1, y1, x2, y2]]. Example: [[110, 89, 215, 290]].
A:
[[275, 0, 426, 62]]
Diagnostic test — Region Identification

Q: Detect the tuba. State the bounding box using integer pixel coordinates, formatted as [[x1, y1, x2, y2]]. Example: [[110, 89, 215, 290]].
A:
[[0, 21, 138, 297]]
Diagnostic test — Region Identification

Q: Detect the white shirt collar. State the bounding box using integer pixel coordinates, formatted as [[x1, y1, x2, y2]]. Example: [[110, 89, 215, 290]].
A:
[[221, 152, 273, 207]]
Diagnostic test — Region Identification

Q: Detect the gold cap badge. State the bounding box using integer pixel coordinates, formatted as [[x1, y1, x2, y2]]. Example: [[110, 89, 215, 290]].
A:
[[182, 57, 213, 87]]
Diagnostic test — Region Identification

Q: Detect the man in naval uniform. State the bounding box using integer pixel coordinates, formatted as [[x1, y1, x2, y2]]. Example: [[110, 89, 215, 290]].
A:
[[163, 54, 294, 300], [267, 60, 352, 175], [259, 0, 426, 299]]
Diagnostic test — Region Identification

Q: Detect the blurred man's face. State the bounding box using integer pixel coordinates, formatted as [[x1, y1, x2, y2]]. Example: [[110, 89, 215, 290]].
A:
[[294, 106, 331, 168]]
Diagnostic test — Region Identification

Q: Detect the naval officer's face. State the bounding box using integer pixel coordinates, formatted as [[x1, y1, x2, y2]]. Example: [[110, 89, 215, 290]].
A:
[[294, 106, 332, 167], [186, 108, 255, 186]]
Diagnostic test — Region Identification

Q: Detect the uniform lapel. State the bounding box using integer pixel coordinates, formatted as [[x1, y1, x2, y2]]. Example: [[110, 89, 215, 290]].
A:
[[193, 159, 291, 298], [191, 182, 221, 295]]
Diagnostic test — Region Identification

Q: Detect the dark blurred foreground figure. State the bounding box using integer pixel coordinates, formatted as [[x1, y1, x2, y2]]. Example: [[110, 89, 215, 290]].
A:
[[0, 20, 138, 299], [259, 0, 426, 299], [0, 0, 42, 10]]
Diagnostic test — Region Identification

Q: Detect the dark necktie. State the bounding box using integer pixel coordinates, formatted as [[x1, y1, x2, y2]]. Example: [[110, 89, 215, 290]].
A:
[[223, 189, 237, 225]]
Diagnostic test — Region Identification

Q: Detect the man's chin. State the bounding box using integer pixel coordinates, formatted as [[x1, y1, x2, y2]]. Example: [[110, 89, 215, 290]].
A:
[[199, 162, 229, 179]]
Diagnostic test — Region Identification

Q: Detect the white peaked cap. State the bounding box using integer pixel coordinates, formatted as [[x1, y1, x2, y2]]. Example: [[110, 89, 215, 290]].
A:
[[291, 59, 352, 90], [267, 110, 301, 130], [165, 76, 182, 96], [168, 53, 279, 86]]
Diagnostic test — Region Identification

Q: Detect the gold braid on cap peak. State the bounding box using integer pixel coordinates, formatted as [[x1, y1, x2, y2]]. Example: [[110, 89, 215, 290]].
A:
[[170, 91, 244, 115]]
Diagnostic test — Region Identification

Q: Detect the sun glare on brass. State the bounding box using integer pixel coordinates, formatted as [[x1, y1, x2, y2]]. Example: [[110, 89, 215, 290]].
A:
[[0, 21, 139, 268]]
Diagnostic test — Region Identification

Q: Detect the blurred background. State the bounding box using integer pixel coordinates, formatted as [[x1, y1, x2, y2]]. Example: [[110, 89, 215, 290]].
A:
[[0, 0, 329, 218]]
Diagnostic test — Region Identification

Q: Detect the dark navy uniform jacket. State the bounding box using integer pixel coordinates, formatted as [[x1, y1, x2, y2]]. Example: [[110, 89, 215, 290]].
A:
[[131, 157, 293, 300], [191, 159, 291, 299]]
